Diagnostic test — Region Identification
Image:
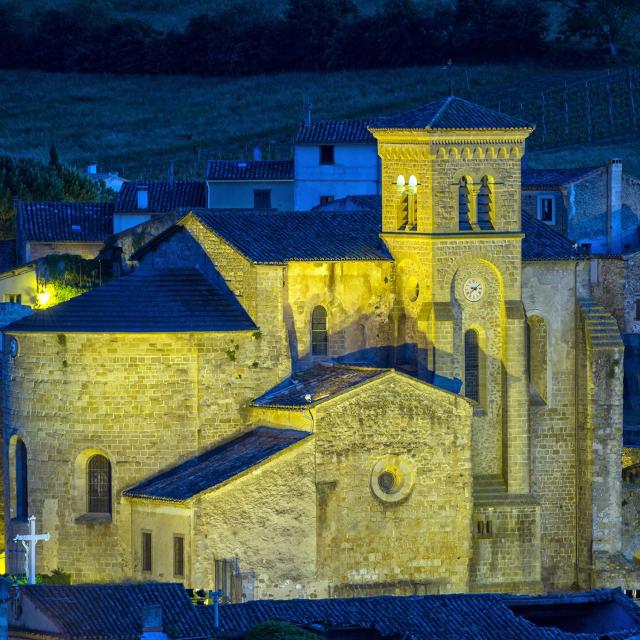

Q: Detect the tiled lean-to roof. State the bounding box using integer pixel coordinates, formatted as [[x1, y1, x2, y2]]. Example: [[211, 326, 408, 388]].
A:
[[123, 427, 311, 502], [206, 160, 294, 181], [115, 181, 207, 213], [295, 96, 533, 144], [3, 269, 255, 333], [183, 209, 392, 263], [17, 201, 114, 243], [14, 583, 210, 640], [253, 364, 389, 407]]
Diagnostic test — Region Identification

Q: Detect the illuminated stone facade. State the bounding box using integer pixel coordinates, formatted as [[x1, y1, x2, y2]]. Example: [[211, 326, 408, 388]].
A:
[[1, 99, 630, 597]]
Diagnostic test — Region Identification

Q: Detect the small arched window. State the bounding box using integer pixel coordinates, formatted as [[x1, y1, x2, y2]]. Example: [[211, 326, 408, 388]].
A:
[[477, 176, 494, 230], [527, 316, 548, 403], [311, 306, 328, 356], [87, 455, 111, 514], [464, 330, 480, 402], [16, 440, 28, 520], [459, 177, 471, 230]]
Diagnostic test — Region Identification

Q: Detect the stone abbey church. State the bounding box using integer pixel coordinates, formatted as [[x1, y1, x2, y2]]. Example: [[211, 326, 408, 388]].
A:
[[1, 97, 630, 598]]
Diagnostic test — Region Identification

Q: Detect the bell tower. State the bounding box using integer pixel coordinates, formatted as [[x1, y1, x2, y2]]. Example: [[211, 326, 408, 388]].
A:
[[371, 96, 534, 493]]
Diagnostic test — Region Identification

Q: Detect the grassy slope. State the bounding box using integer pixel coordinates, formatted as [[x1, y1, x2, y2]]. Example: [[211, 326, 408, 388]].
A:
[[1, 64, 623, 180]]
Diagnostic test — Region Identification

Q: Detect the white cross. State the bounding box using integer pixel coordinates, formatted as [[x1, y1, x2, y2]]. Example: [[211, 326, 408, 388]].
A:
[[14, 516, 50, 584]]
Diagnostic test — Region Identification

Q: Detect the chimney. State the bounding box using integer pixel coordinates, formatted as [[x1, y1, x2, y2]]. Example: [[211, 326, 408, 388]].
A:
[[253, 146, 262, 162], [87, 162, 98, 175], [137, 186, 149, 210], [140, 605, 168, 640], [607, 158, 623, 254]]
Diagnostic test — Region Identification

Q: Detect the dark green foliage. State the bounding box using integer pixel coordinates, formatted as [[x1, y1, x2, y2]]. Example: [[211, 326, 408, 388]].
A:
[[0, 0, 611, 76], [0, 155, 112, 239], [244, 620, 320, 640]]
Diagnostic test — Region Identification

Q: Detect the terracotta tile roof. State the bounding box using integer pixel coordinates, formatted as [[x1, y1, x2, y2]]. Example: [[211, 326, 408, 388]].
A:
[[123, 427, 311, 502], [183, 209, 393, 264], [252, 364, 388, 407], [203, 589, 640, 639], [115, 181, 207, 214], [17, 201, 114, 243], [3, 268, 255, 333], [14, 582, 210, 640], [295, 97, 533, 143], [522, 167, 602, 188], [206, 160, 294, 181]]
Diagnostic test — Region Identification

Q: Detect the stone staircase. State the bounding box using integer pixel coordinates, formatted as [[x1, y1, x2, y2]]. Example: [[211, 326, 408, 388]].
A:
[[473, 474, 536, 507], [577, 298, 623, 350]]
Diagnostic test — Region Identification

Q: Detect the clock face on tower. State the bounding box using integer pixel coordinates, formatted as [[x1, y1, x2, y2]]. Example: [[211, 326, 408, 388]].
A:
[[463, 278, 484, 302]]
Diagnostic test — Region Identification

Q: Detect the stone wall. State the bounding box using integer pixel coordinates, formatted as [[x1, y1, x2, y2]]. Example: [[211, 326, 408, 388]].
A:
[[314, 373, 474, 595], [522, 261, 578, 590]]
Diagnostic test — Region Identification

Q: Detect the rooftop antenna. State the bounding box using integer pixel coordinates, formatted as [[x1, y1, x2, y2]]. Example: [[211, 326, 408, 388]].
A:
[[304, 97, 312, 127]]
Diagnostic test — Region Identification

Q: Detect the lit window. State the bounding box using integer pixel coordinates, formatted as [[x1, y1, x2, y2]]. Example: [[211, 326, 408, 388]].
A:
[[464, 330, 480, 402], [173, 535, 185, 578], [16, 440, 28, 520], [408, 175, 417, 187], [319, 145, 334, 165], [87, 454, 111, 514], [311, 306, 328, 356], [253, 189, 271, 209], [538, 196, 555, 223], [396, 175, 405, 186], [142, 531, 152, 572]]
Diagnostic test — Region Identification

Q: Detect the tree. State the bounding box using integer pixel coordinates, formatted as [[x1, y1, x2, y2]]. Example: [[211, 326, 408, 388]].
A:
[[556, 0, 639, 59]]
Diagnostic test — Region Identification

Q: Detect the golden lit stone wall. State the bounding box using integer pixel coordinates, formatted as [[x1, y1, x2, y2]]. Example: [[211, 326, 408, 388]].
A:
[[191, 440, 318, 599], [313, 373, 474, 595], [284, 261, 395, 365]]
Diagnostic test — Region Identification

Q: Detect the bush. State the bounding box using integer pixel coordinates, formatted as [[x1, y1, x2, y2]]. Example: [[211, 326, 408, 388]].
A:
[[244, 621, 320, 640]]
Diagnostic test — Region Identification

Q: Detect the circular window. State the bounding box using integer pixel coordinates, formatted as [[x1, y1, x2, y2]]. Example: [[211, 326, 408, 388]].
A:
[[370, 455, 416, 504], [404, 275, 420, 304]]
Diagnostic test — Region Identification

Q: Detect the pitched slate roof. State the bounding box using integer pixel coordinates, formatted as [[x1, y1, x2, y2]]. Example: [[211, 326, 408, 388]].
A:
[[295, 97, 533, 143], [253, 364, 389, 408], [206, 160, 294, 181], [14, 583, 210, 640], [313, 195, 580, 262], [115, 181, 207, 214], [18, 201, 114, 243], [123, 427, 310, 502], [521, 212, 583, 261], [295, 119, 375, 144], [202, 589, 640, 640], [373, 96, 533, 131], [184, 209, 392, 263], [522, 167, 602, 188], [3, 268, 255, 333]]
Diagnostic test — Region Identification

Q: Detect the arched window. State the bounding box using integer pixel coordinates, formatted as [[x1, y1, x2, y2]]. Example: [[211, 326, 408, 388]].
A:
[[15, 440, 28, 519], [311, 306, 328, 356], [527, 316, 548, 403], [459, 177, 471, 230], [477, 176, 494, 230], [87, 455, 111, 514], [464, 330, 480, 402]]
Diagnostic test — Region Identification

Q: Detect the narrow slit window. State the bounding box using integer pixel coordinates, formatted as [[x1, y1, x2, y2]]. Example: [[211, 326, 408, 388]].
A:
[[311, 306, 328, 356], [173, 535, 185, 578], [16, 440, 28, 520], [464, 330, 480, 402], [142, 531, 152, 573]]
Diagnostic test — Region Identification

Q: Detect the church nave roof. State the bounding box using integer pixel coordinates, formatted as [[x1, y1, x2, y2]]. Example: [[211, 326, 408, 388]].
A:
[[3, 268, 256, 333]]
